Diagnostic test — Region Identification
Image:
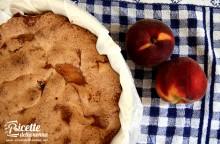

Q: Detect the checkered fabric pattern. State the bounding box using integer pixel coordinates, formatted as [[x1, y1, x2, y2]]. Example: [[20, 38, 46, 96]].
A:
[[76, 1, 220, 144]]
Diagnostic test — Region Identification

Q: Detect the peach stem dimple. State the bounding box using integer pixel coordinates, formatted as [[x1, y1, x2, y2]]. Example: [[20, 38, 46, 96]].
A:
[[150, 36, 157, 44]]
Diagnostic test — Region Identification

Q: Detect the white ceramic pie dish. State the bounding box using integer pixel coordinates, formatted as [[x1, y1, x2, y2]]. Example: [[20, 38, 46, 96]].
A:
[[0, 0, 143, 143]]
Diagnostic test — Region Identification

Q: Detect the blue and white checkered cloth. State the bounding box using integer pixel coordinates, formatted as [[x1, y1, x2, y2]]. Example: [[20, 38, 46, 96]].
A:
[[76, 1, 220, 143]]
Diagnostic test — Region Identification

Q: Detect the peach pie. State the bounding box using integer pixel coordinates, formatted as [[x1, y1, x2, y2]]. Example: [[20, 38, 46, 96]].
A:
[[0, 12, 121, 144]]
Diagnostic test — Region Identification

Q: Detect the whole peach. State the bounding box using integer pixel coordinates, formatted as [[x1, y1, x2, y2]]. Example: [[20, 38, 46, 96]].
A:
[[126, 19, 175, 67], [155, 57, 207, 104]]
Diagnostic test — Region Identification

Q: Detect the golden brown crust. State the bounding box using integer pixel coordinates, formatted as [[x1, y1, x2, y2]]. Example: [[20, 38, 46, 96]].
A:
[[0, 12, 121, 144]]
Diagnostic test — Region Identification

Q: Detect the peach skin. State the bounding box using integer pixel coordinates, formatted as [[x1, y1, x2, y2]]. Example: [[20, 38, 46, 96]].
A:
[[126, 19, 175, 67], [155, 57, 208, 104]]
